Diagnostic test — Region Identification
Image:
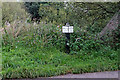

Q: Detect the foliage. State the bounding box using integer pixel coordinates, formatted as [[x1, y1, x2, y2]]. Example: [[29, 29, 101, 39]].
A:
[[1, 2, 119, 79], [2, 20, 119, 78], [24, 2, 119, 31], [2, 46, 119, 78], [24, 2, 41, 20], [24, 2, 66, 24], [2, 2, 29, 25], [38, 2, 66, 25]]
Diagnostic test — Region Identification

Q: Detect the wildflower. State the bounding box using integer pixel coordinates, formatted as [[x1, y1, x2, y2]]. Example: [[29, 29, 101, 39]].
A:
[[16, 46, 17, 48], [59, 29, 61, 31], [57, 25, 60, 28]]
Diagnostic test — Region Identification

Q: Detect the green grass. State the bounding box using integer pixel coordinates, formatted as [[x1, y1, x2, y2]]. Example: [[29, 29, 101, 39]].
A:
[[2, 46, 118, 79], [0, 47, 2, 79]]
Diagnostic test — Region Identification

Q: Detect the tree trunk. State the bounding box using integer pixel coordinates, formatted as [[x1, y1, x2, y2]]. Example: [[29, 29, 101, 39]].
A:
[[98, 10, 120, 39]]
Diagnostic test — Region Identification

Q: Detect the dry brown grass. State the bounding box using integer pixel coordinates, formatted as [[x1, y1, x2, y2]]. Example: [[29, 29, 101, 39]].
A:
[[1, 20, 31, 38]]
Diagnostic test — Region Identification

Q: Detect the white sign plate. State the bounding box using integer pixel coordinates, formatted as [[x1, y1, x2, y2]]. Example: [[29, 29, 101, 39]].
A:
[[62, 26, 73, 33], [62, 26, 69, 33], [69, 28, 73, 33], [69, 26, 73, 33], [69, 26, 73, 29]]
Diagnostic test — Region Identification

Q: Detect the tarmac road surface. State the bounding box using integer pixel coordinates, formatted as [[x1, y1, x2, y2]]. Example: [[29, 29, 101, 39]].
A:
[[51, 71, 119, 78], [4, 71, 119, 80]]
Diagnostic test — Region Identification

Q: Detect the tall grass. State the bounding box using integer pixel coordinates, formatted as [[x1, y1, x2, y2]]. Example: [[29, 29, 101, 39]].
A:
[[2, 46, 118, 78], [1, 20, 119, 78]]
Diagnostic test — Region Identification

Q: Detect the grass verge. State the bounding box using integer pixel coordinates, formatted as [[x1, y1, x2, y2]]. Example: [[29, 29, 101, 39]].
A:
[[2, 47, 119, 79]]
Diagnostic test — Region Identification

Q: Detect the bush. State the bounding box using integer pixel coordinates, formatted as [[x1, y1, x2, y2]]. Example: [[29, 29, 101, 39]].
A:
[[2, 2, 29, 25]]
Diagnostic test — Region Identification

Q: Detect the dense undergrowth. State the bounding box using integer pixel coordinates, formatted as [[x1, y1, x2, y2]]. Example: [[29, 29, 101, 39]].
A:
[[2, 22, 119, 78], [1, 2, 119, 79], [2, 46, 119, 78]]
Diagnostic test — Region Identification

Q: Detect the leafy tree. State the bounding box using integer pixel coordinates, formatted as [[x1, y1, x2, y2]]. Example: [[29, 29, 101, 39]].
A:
[[24, 2, 49, 21], [68, 2, 119, 32], [2, 2, 28, 25], [38, 2, 66, 24]]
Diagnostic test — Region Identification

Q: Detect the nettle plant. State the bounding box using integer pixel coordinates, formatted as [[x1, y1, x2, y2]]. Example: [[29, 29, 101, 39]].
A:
[[70, 29, 102, 54]]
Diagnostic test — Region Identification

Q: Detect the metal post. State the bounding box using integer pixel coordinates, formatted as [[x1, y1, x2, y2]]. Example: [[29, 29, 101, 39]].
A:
[[62, 23, 73, 54], [65, 23, 70, 54], [65, 33, 70, 54]]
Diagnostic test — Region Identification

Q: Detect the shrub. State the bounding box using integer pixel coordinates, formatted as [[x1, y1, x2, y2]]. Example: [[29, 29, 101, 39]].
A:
[[2, 2, 29, 25]]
